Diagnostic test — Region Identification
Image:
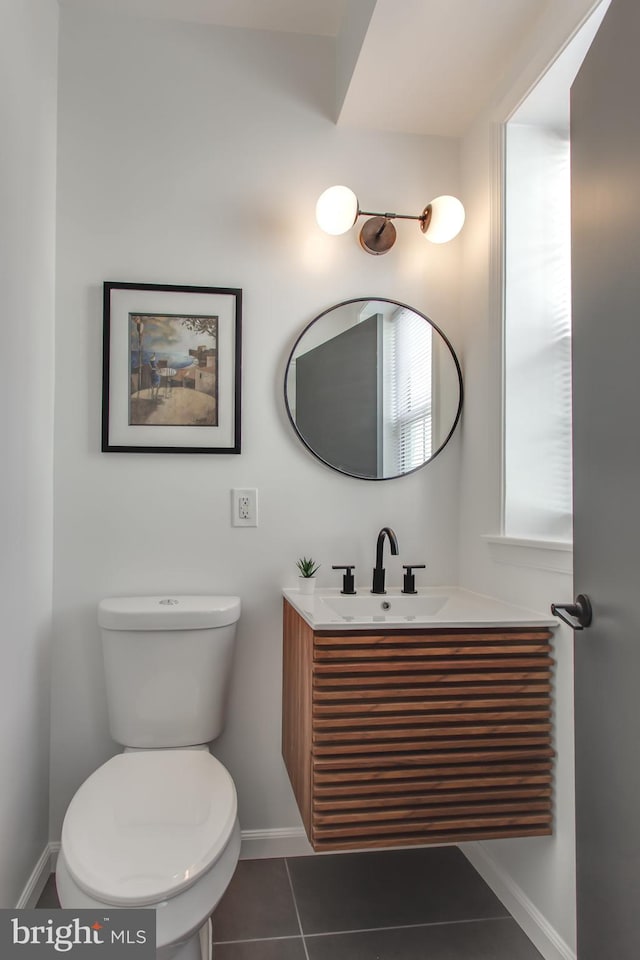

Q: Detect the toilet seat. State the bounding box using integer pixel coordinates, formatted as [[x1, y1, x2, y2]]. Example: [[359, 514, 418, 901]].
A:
[[61, 750, 237, 907]]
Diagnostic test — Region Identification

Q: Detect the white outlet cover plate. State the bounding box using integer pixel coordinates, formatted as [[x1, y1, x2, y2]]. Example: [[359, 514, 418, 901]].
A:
[[231, 488, 258, 527]]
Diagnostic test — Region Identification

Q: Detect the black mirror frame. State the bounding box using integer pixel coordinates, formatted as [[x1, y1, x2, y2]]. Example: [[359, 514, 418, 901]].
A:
[[284, 297, 464, 481]]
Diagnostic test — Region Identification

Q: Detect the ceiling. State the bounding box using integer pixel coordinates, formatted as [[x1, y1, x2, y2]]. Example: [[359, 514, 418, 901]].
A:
[[58, 0, 603, 137], [58, 0, 348, 36], [338, 0, 550, 136]]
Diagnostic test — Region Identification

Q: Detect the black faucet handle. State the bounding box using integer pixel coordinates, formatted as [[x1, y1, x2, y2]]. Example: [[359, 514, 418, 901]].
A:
[[402, 564, 426, 595], [332, 565, 356, 595]]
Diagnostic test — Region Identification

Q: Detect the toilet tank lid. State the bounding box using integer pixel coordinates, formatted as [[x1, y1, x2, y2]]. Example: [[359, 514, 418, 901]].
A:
[[98, 595, 241, 630]]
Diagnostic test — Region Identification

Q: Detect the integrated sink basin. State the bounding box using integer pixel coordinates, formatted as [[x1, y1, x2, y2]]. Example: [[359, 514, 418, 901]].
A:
[[282, 586, 557, 630], [322, 593, 448, 619]]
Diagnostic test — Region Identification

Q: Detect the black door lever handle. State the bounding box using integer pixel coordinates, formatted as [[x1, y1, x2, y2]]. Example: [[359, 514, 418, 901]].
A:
[[551, 594, 592, 630]]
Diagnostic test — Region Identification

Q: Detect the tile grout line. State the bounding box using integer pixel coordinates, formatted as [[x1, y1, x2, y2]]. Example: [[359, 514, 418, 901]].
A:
[[214, 934, 305, 946], [284, 858, 312, 960], [213, 914, 513, 947], [301, 914, 514, 940]]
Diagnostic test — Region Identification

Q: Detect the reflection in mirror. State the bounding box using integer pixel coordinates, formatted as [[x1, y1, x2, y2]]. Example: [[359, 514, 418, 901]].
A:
[[284, 299, 463, 480]]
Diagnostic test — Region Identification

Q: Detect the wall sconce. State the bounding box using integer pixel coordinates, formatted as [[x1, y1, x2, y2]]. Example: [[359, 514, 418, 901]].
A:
[[315, 185, 465, 255]]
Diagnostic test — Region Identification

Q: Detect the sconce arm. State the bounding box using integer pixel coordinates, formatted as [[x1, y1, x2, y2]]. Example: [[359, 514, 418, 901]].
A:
[[359, 209, 425, 222]]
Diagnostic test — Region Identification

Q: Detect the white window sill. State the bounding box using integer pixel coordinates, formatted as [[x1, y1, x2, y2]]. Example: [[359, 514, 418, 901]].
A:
[[482, 535, 573, 575]]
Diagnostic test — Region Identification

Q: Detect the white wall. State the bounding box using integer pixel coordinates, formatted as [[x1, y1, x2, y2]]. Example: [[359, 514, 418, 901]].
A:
[[0, 0, 58, 907], [50, 9, 463, 839], [457, 2, 607, 956], [458, 109, 577, 960]]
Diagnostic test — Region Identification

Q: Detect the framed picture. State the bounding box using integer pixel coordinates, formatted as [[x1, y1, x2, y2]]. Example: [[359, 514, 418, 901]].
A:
[[102, 282, 242, 454]]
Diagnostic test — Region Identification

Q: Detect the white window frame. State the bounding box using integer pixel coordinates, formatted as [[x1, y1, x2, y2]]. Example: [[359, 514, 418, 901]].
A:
[[482, 1, 610, 573], [502, 119, 573, 545], [488, 119, 573, 574]]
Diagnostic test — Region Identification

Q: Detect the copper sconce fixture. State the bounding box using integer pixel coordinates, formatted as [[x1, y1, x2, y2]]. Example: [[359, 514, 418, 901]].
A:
[[315, 185, 465, 255]]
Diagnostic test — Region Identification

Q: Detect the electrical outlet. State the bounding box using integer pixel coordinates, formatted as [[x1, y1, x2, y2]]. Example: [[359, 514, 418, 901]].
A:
[[231, 488, 258, 527]]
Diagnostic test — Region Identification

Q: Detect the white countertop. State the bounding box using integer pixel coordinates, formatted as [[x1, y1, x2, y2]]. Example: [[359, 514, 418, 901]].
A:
[[282, 586, 557, 631]]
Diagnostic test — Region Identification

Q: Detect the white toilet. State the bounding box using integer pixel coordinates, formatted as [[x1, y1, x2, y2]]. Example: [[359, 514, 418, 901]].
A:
[[56, 595, 242, 960]]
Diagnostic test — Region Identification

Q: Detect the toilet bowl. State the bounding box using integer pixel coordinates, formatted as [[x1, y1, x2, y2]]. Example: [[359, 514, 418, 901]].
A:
[[56, 596, 242, 960], [57, 750, 240, 959]]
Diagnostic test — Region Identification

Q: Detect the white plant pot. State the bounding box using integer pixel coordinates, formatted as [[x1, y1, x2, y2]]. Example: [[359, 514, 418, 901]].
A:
[[298, 577, 316, 595]]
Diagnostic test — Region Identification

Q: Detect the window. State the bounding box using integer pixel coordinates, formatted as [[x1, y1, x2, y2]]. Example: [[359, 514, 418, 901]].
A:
[[504, 121, 573, 541], [384, 307, 433, 475], [502, 1, 609, 543]]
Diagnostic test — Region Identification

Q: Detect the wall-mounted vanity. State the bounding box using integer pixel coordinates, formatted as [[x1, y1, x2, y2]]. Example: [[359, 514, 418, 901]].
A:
[[282, 588, 556, 852]]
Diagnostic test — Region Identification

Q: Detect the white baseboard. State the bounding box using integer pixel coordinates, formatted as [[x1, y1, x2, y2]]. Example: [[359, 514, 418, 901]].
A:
[[461, 842, 576, 960], [239, 827, 313, 860], [40, 828, 312, 897], [17, 843, 58, 908]]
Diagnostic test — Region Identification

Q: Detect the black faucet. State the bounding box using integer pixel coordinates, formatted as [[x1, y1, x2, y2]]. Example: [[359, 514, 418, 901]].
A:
[[371, 527, 399, 594]]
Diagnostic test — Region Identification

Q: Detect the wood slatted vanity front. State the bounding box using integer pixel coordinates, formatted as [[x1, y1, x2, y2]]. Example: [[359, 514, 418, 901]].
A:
[[282, 599, 554, 852]]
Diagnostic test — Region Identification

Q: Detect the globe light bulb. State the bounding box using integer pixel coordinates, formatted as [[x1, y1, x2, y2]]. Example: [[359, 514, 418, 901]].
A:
[[315, 185, 359, 236], [423, 195, 465, 244]]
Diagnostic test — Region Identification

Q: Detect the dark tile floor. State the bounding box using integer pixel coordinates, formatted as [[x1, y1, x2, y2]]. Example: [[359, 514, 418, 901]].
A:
[[39, 847, 543, 959]]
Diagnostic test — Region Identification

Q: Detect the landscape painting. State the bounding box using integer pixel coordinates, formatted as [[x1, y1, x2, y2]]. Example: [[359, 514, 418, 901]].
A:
[[102, 282, 241, 454], [128, 313, 218, 427]]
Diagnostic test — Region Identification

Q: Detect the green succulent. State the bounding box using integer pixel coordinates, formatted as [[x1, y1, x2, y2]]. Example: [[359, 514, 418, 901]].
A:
[[296, 556, 320, 578]]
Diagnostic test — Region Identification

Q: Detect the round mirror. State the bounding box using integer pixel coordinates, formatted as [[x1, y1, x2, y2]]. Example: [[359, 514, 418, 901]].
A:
[[284, 298, 463, 480]]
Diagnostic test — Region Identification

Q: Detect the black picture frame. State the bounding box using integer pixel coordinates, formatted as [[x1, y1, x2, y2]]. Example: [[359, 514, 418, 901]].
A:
[[102, 281, 242, 454]]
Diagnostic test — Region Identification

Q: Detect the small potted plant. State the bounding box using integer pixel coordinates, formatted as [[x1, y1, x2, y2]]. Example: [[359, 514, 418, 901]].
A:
[[296, 556, 320, 595]]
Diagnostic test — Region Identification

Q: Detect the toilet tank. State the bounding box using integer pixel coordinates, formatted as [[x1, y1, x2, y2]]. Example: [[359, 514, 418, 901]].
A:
[[98, 595, 241, 749]]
